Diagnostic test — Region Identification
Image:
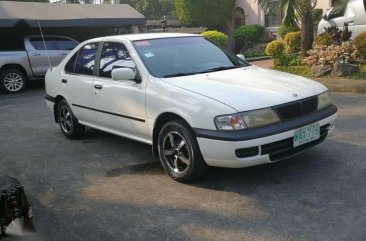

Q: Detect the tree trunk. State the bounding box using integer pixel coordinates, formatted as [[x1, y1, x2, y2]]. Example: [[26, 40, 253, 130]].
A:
[[301, 0, 314, 59]]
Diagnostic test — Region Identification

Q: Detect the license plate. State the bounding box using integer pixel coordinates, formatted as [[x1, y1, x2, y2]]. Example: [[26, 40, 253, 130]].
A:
[[293, 123, 320, 147]]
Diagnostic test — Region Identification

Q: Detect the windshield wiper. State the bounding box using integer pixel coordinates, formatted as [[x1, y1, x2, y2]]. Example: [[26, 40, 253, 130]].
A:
[[163, 66, 241, 78], [163, 72, 198, 78], [198, 66, 241, 74]]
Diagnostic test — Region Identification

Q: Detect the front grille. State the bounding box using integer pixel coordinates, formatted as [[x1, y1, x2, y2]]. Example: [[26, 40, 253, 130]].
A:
[[274, 96, 318, 120], [235, 146, 259, 158], [261, 124, 330, 162]]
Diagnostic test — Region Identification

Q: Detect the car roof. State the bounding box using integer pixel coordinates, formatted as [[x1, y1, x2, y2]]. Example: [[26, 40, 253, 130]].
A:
[[85, 33, 201, 43]]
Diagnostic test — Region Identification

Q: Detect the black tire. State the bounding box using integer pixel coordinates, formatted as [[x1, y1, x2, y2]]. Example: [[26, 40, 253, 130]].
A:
[[0, 69, 26, 94], [0, 176, 34, 237], [158, 120, 207, 182], [57, 99, 85, 139]]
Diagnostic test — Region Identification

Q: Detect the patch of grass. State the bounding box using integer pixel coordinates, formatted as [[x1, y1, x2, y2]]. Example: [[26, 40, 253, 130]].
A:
[[272, 65, 312, 77], [350, 65, 366, 80]]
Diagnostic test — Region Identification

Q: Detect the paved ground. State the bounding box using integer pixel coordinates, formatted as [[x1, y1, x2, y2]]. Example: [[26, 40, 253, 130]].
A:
[[0, 83, 366, 241]]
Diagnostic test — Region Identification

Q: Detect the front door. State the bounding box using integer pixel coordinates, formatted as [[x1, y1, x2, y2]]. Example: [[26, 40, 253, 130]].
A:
[[92, 42, 148, 140]]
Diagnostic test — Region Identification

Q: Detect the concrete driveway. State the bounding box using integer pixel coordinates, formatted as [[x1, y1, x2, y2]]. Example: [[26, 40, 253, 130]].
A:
[[0, 84, 365, 241]]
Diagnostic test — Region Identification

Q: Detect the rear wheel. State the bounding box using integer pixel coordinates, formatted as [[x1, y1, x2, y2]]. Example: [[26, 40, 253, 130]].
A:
[[158, 120, 206, 182], [57, 99, 85, 139], [0, 69, 26, 94]]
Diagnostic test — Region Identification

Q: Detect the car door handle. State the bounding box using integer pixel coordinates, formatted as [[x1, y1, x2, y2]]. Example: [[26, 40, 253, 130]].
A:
[[32, 53, 41, 56], [61, 79, 68, 84], [94, 84, 103, 90], [59, 53, 68, 56]]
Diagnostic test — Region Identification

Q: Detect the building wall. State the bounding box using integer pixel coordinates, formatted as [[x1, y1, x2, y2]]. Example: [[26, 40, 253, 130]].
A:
[[234, 0, 333, 27]]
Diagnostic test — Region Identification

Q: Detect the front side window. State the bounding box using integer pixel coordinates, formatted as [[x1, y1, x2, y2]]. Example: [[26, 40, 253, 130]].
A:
[[99, 42, 135, 78], [133, 37, 248, 78], [74, 43, 99, 76], [265, 0, 283, 27]]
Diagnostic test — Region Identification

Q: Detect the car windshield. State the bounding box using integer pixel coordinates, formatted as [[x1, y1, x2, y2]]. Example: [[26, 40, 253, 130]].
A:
[[133, 36, 249, 78]]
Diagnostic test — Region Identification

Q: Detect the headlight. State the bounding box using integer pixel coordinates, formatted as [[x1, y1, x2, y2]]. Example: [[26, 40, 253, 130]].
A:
[[318, 91, 332, 110], [215, 108, 280, 130]]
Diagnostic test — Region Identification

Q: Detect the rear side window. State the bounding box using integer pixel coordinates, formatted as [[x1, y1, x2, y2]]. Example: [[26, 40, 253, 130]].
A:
[[74, 43, 99, 76], [56, 38, 78, 50], [65, 52, 78, 73]]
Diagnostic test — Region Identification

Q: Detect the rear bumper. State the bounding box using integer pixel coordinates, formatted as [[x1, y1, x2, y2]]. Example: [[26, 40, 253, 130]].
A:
[[195, 105, 337, 168]]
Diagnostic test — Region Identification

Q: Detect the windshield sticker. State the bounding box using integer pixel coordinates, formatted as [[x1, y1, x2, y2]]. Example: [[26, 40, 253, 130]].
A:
[[144, 52, 155, 58], [135, 41, 150, 47]]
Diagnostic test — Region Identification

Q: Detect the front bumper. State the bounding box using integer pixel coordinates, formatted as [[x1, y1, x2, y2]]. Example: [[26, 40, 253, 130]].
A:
[[194, 105, 337, 168]]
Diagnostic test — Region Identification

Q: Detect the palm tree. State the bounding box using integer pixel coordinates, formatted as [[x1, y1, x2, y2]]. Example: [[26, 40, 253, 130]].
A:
[[258, 0, 316, 59]]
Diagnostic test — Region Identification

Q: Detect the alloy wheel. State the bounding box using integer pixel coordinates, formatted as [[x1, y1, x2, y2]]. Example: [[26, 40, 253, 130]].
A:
[[3, 73, 24, 92], [59, 105, 72, 133], [162, 131, 191, 174]]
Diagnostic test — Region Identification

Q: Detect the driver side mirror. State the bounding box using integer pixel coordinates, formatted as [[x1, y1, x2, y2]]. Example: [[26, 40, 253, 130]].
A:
[[323, 14, 329, 21], [111, 68, 139, 83]]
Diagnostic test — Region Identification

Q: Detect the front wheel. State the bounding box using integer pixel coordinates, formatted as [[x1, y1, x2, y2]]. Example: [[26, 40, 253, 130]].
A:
[[57, 99, 85, 139], [158, 120, 206, 182]]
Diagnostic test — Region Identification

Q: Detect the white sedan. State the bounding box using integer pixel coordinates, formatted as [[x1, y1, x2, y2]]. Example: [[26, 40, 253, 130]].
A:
[[45, 33, 337, 182]]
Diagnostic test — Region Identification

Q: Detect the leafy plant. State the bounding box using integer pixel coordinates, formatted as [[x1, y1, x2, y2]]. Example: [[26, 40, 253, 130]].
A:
[[201, 30, 228, 46], [284, 31, 301, 53], [303, 42, 360, 66], [241, 43, 267, 58], [266, 40, 285, 57], [174, 0, 235, 28], [234, 24, 265, 52], [315, 32, 332, 46], [273, 65, 312, 77], [324, 23, 352, 45], [312, 8, 323, 25], [266, 40, 286, 66], [278, 24, 300, 39], [353, 32, 366, 59], [278, 54, 301, 66]]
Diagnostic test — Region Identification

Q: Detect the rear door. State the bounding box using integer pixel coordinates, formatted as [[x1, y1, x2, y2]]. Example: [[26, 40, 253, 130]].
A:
[[61, 42, 100, 124], [26, 37, 60, 75], [54, 37, 79, 62]]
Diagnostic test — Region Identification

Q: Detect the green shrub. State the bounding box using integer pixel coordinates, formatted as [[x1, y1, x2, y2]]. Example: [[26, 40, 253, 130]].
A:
[[201, 30, 228, 46], [273, 65, 312, 77], [234, 24, 265, 52], [266, 40, 286, 66], [353, 32, 366, 59], [278, 24, 300, 39], [278, 54, 301, 66], [315, 32, 332, 46], [284, 31, 301, 53], [312, 8, 324, 25], [266, 40, 285, 57]]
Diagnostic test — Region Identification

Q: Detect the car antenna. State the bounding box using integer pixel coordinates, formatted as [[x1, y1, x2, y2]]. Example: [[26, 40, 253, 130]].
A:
[[37, 20, 52, 71]]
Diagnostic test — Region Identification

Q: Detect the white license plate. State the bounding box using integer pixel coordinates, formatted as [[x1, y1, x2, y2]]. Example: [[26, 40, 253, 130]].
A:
[[293, 123, 320, 147]]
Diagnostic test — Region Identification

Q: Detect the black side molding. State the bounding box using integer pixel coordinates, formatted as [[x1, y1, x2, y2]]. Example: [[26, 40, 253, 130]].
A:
[[45, 95, 55, 103], [194, 104, 337, 142], [72, 104, 145, 123]]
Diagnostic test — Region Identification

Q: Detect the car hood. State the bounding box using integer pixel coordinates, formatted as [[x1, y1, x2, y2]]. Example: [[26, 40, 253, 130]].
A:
[[161, 65, 327, 112]]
